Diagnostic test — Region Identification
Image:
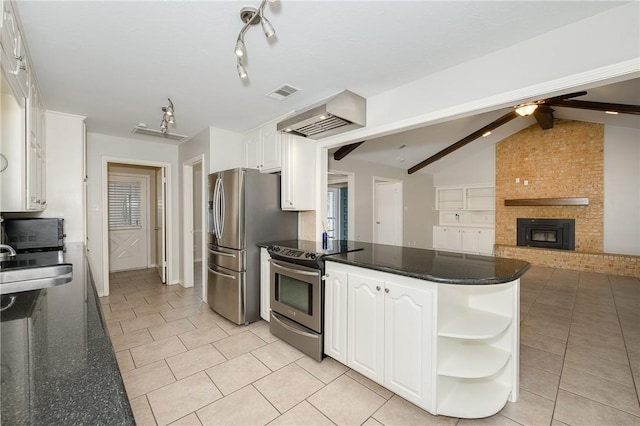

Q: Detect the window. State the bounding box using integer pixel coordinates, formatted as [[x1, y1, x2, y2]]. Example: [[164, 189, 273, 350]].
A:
[[108, 180, 142, 229]]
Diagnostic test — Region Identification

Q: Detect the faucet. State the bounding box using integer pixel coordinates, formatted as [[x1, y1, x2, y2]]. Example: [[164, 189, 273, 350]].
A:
[[0, 244, 16, 260]]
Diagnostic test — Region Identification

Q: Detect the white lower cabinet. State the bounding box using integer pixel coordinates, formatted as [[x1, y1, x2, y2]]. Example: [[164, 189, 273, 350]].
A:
[[260, 248, 271, 322], [327, 262, 435, 412], [324, 261, 519, 419], [323, 266, 348, 364], [433, 226, 494, 256]]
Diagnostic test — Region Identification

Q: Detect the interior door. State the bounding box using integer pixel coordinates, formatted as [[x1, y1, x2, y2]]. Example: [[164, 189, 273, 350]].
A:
[[108, 174, 148, 272], [156, 168, 166, 283], [374, 179, 402, 246]]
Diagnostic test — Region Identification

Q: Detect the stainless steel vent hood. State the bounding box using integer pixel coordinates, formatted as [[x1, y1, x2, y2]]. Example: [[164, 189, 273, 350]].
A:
[[277, 90, 366, 139]]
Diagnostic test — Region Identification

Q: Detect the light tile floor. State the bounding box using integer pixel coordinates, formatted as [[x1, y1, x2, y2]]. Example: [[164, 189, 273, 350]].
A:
[[101, 266, 640, 426]]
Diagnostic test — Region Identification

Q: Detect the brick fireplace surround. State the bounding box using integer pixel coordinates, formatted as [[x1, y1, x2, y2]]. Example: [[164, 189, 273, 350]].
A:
[[493, 120, 640, 278]]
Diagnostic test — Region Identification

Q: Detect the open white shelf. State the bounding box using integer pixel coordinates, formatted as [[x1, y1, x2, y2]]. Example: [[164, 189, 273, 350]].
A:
[[437, 341, 511, 378], [437, 379, 511, 419], [438, 308, 511, 339]]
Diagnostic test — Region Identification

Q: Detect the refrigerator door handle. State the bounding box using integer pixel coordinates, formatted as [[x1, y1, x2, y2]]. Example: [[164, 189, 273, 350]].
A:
[[209, 248, 235, 258], [219, 177, 225, 239], [214, 177, 222, 239], [208, 266, 236, 280]]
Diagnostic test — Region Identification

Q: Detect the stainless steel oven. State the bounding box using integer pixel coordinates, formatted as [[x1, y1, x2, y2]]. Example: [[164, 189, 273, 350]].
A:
[[267, 240, 364, 361], [270, 259, 322, 333]]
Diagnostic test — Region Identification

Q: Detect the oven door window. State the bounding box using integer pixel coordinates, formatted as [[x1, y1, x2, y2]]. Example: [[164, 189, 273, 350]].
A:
[[275, 274, 312, 315]]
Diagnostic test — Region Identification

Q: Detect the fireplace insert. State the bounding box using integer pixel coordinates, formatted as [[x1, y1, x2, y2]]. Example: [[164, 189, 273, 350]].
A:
[[517, 218, 575, 250]]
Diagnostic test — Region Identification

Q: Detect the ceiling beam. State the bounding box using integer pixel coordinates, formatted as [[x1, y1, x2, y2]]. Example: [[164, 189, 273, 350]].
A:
[[407, 110, 519, 174], [333, 141, 365, 161], [546, 99, 640, 115]]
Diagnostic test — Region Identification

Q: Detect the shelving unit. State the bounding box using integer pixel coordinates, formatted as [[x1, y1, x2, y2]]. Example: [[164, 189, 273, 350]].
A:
[[434, 185, 495, 255], [435, 282, 519, 419]]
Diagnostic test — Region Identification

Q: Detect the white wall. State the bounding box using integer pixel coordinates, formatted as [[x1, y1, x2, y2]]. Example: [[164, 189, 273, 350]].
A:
[[209, 127, 244, 173], [432, 142, 495, 187], [604, 125, 640, 255], [86, 133, 179, 295], [42, 112, 86, 242], [327, 156, 435, 248]]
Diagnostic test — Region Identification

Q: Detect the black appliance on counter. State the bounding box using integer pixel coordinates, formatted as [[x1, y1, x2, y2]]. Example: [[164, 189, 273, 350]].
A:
[[267, 240, 363, 361], [1, 218, 66, 274]]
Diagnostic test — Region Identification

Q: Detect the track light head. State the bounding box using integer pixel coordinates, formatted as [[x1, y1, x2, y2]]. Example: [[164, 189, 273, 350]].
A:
[[261, 16, 275, 38], [237, 60, 248, 79], [234, 37, 246, 58]]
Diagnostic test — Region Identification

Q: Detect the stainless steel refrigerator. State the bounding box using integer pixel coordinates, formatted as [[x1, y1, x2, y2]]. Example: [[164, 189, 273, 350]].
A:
[[207, 168, 298, 324]]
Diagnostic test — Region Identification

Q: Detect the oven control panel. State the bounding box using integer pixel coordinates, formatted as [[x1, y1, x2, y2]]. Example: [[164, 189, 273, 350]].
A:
[[267, 246, 317, 260]]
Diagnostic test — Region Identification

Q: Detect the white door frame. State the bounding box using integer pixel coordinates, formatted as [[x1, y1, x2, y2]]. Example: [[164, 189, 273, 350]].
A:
[[183, 154, 207, 300], [101, 157, 172, 296], [328, 169, 355, 240], [372, 176, 403, 246], [107, 172, 151, 271]]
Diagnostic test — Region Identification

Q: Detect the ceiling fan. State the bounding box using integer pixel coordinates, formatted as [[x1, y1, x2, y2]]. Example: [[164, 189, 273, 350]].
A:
[[406, 91, 640, 174]]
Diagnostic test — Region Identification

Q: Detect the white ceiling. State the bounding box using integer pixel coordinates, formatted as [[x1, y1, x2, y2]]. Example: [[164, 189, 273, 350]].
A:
[[15, 0, 633, 148]]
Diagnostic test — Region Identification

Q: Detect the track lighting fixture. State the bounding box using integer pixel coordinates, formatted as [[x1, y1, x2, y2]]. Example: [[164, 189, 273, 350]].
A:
[[234, 0, 277, 80], [160, 98, 175, 134]]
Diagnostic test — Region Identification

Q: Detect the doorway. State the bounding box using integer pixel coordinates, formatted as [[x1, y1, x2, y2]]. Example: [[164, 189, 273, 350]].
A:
[[107, 172, 150, 272], [183, 155, 206, 301], [102, 159, 170, 296], [328, 170, 355, 240], [373, 177, 403, 246]]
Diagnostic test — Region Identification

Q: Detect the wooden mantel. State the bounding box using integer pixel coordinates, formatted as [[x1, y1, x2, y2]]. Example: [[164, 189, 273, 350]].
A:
[[504, 197, 589, 206]]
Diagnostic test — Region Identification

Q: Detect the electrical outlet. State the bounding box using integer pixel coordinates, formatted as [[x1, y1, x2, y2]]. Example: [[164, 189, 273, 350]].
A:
[[515, 177, 520, 184], [524, 180, 529, 186]]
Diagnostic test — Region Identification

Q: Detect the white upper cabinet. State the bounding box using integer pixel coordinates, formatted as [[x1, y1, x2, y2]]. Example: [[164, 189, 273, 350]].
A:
[[244, 122, 282, 173], [1, 0, 46, 212], [281, 134, 315, 211], [244, 120, 316, 211]]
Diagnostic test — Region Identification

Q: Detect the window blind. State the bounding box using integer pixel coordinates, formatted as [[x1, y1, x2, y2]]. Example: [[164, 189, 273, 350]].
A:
[[108, 181, 142, 229]]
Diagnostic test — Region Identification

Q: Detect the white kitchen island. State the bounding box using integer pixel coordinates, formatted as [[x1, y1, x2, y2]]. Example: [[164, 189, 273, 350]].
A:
[[323, 243, 530, 419]]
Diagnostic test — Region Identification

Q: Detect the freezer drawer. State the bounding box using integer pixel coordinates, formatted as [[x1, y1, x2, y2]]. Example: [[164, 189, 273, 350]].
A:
[[207, 244, 245, 272], [207, 263, 246, 325]]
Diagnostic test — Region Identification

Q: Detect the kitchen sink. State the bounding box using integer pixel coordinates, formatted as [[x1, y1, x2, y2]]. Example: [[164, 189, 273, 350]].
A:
[[0, 264, 73, 294]]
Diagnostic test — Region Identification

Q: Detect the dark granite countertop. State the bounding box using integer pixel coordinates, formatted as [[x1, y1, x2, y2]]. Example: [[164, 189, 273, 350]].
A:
[[324, 242, 530, 285], [1, 244, 135, 425]]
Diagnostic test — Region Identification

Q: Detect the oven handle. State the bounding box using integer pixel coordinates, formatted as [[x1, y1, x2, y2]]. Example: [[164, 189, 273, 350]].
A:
[[270, 259, 320, 277], [208, 248, 236, 258], [208, 266, 236, 280], [271, 311, 318, 338]]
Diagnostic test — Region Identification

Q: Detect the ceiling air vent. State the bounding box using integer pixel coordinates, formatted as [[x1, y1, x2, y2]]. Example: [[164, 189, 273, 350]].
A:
[[131, 125, 188, 142], [267, 84, 300, 100], [277, 90, 366, 139]]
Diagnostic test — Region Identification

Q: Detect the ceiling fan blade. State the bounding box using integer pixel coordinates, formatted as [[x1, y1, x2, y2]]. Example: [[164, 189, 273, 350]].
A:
[[533, 105, 555, 130], [543, 91, 588, 103], [408, 111, 518, 174], [546, 99, 640, 115]]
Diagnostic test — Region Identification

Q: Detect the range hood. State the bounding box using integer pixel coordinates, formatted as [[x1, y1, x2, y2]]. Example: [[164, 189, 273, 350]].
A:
[[277, 90, 366, 139]]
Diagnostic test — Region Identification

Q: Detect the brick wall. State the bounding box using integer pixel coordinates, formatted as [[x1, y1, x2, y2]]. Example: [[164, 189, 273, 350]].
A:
[[494, 119, 639, 278]]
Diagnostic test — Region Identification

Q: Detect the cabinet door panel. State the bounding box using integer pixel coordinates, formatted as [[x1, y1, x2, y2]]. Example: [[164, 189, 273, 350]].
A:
[[461, 229, 480, 253], [260, 126, 281, 172], [324, 266, 348, 363], [347, 273, 384, 384], [245, 130, 260, 169], [384, 281, 434, 410]]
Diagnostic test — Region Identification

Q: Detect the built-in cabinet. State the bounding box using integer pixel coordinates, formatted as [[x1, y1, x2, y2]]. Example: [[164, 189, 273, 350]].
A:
[[433, 185, 495, 255], [259, 248, 271, 322], [1, 0, 46, 212], [324, 261, 519, 419], [244, 120, 316, 211]]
